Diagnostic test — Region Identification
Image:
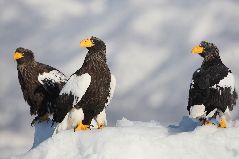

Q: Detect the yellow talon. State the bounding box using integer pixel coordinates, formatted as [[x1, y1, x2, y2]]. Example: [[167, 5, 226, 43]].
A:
[[201, 120, 215, 126], [98, 123, 104, 129], [74, 121, 90, 131], [219, 119, 227, 128], [205, 121, 214, 125]]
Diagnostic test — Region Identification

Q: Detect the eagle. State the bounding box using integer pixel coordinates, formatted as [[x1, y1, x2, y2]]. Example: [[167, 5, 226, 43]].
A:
[[53, 37, 116, 132], [187, 41, 238, 128], [14, 47, 67, 125]]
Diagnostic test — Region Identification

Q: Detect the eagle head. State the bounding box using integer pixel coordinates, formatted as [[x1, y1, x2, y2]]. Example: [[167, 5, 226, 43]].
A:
[[14, 47, 35, 64], [80, 36, 106, 52], [191, 41, 219, 59]]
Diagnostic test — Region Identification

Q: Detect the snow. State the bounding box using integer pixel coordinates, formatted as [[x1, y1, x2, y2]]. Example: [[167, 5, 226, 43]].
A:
[[12, 117, 239, 159], [60, 73, 91, 106], [38, 70, 67, 85]]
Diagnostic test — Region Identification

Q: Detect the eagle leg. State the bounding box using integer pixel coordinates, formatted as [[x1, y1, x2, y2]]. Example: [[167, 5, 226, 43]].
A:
[[98, 123, 104, 129], [96, 108, 107, 129], [74, 121, 90, 131], [30, 114, 49, 126], [201, 119, 215, 126]]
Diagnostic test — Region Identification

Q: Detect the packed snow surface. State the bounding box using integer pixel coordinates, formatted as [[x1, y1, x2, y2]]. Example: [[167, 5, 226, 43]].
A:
[[13, 117, 239, 159]]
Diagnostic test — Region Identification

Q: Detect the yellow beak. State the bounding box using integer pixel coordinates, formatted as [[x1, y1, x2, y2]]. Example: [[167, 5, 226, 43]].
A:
[[14, 52, 24, 60], [192, 45, 204, 54], [80, 38, 94, 48]]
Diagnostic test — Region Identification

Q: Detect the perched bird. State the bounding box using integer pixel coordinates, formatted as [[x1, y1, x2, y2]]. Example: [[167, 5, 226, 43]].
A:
[[53, 37, 116, 132], [187, 41, 238, 128], [14, 47, 67, 125]]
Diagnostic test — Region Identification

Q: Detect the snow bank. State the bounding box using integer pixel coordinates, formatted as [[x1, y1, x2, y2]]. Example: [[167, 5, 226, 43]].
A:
[[13, 117, 239, 159]]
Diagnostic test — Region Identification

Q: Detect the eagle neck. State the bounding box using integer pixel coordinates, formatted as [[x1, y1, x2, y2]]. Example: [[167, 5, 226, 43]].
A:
[[202, 57, 222, 69], [17, 61, 37, 73], [76, 51, 107, 76], [85, 50, 107, 64]]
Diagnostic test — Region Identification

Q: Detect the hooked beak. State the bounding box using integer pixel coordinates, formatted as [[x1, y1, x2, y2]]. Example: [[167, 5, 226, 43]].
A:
[[192, 45, 204, 54], [14, 52, 24, 60], [80, 38, 94, 48]]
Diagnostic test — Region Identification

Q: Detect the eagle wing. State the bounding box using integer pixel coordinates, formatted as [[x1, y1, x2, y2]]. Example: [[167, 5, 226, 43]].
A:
[[188, 68, 206, 111], [188, 64, 237, 116], [60, 73, 91, 106], [38, 70, 67, 96], [53, 73, 91, 123], [105, 74, 116, 107]]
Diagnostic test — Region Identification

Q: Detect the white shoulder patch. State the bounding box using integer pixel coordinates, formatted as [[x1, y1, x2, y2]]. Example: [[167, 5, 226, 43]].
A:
[[38, 70, 67, 84], [217, 73, 235, 89], [60, 73, 91, 106], [105, 74, 116, 107], [190, 104, 206, 119], [212, 72, 235, 93]]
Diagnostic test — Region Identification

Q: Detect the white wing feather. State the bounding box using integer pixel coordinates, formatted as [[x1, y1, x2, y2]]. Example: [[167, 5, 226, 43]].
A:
[[38, 70, 67, 84], [60, 73, 91, 106], [106, 74, 116, 106], [211, 72, 235, 94]]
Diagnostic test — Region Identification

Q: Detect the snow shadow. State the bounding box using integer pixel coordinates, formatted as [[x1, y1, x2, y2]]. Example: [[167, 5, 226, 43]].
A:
[[32, 120, 56, 148], [168, 116, 200, 134]]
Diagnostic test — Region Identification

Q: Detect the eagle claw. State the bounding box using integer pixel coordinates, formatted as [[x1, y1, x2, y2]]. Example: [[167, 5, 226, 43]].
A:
[[74, 121, 90, 131], [218, 119, 227, 128]]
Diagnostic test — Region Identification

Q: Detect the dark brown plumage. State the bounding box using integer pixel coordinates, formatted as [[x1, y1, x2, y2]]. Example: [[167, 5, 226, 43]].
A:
[[14, 47, 67, 125], [53, 37, 115, 131], [75, 51, 111, 125]]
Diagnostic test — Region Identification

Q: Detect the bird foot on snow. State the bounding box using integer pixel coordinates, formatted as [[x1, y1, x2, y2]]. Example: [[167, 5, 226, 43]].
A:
[[97, 123, 105, 129], [218, 119, 227, 128], [201, 120, 215, 126], [74, 121, 90, 131]]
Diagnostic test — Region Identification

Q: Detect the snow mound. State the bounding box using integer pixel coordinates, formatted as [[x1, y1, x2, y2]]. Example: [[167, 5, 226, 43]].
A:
[[13, 117, 239, 159]]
